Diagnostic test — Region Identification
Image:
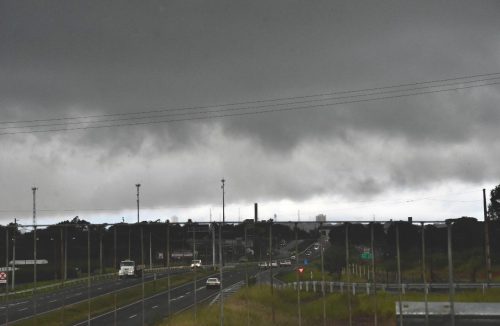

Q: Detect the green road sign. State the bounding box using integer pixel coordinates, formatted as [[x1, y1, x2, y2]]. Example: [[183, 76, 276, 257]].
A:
[[361, 252, 373, 260]]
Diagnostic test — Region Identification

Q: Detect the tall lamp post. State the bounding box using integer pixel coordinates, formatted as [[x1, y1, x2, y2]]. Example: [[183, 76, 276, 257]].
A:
[[221, 179, 225, 223], [136, 184, 141, 223], [219, 179, 225, 326]]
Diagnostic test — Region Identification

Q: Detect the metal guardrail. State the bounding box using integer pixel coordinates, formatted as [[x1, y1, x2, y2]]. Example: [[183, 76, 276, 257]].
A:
[[275, 281, 500, 294]]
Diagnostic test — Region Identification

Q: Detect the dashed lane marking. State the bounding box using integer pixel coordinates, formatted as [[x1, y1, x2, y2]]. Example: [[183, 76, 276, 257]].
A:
[[129, 314, 137, 319], [152, 305, 158, 309]]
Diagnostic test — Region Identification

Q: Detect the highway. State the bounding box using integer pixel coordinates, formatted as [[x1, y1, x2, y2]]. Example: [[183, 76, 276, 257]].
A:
[[74, 267, 258, 326], [0, 268, 188, 325], [0, 267, 258, 326]]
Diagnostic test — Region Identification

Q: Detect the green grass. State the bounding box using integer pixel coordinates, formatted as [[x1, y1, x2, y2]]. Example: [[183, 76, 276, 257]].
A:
[[159, 285, 500, 326], [12, 270, 215, 326]]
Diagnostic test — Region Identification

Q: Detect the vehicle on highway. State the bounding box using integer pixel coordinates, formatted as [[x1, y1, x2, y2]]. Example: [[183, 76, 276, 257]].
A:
[[279, 259, 292, 266], [258, 261, 268, 269], [305, 250, 312, 256], [290, 255, 296, 260], [206, 277, 221, 289], [313, 243, 320, 250], [190, 259, 202, 268], [271, 261, 278, 268], [118, 259, 144, 278]]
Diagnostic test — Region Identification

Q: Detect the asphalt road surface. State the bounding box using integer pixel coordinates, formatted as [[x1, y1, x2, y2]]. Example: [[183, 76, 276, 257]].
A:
[[74, 267, 258, 326], [0, 268, 191, 325], [0, 266, 258, 326]]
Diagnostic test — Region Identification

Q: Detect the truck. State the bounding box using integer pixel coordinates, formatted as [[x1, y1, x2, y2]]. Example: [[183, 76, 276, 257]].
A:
[[118, 259, 144, 278], [190, 259, 202, 269]]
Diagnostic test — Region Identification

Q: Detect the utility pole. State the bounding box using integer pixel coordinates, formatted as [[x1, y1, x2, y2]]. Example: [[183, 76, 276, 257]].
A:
[[483, 188, 492, 283], [320, 223, 326, 326], [269, 219, 275, 323], [219, 178, 226, 326], [192, 224, 197, 322], [421, 222, 429, 326], [447, 222, 455, 326], [221, 179, 225, 223], [295, 222, 301, 326], [87, 225, 91, 326], [32, 187, 37, 227], [212, 222, 216, 269], [166, 221, 171, 320], [136, 184, 141, 223], [396, 223, 403, 326], [370, 222, 378, 326], [141, 227, 145, 326], [218, 222, 224, 326], [149, 231, 152, 269], [99, 226, 103, 274], [32, 186, 38, 324], [128, 226, 131, 259], [64, 226, 68, 281], [13, 219, 17, 291], [60, 227, 63, 287], [345, 223, 352, 326]]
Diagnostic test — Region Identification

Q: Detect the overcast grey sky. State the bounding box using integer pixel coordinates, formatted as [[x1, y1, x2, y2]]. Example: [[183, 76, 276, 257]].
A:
[[1, 0, 499, 224]]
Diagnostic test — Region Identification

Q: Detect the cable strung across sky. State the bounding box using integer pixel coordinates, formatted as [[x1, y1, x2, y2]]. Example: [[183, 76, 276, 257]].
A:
[[0, 72, 499, 136]]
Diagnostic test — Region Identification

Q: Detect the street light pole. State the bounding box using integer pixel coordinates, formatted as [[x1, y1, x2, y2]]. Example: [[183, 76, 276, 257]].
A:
[[221, 179, 225, 223], [32, 186, 38, 324], [136, 184, 141, 224], [483, 189, 492, 283], [219, 179, 226, 326]]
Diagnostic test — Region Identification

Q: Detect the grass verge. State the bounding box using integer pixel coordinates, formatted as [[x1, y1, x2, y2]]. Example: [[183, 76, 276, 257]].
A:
[[160, 285, 500, 326]]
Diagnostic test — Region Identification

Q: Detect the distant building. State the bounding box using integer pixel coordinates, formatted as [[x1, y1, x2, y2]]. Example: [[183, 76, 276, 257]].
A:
[[316, 214, 326, 222]]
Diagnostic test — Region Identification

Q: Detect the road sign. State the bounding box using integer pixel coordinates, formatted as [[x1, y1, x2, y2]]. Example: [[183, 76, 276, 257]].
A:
[[0, 267, 19, 272], [303, 258, 309, 265], [0, 272, 7, 284], [8, 259, 48, 265], [361, 252, 373, 260], [298, 266, 304, 274]]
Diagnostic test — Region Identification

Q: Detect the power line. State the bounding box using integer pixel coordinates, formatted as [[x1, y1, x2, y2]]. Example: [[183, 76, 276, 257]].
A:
[[1, 71, 499, 126], [1, 80, 498, 136], [2, 76, 499, 132]]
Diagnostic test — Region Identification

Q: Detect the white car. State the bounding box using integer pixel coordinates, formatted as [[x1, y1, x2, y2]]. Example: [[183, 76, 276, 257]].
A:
[[190, 260, 202, 268], [206, 277, 221, 289], [279, 259, 292, 266]]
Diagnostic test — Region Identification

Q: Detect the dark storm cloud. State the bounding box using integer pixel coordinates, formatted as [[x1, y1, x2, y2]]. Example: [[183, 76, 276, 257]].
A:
[[1, 0, 500, 221]]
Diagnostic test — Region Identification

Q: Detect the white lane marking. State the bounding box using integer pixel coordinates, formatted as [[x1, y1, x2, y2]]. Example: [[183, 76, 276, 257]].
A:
[[152, 305, 158, 309], [197, 286, 205, 291], [129, 314, 137, 319], [49, 299, 57, 303], [97, 287, 102, 290], [18, 307, 28, 312], [185, 291, 191, 295], [11, 301, 29, 306]]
